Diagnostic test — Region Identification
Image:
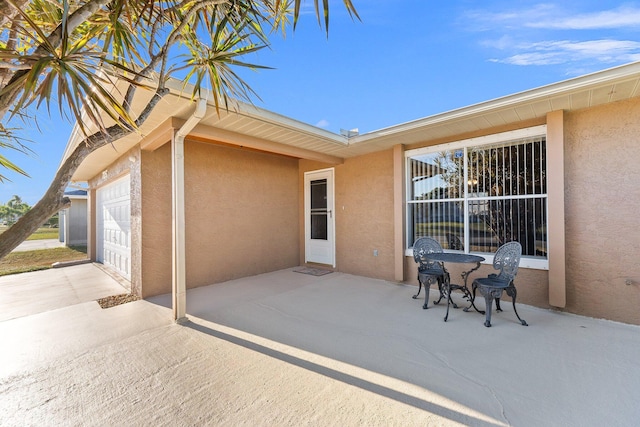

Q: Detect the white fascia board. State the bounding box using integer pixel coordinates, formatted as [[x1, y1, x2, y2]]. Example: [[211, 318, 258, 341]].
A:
[[59, 122, 84, 170], [167, 79, 349, 146], [233, 102, 349, 145]]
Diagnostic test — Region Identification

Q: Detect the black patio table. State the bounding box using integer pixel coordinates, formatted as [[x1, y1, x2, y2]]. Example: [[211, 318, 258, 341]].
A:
[[423, 252, 485, 322]]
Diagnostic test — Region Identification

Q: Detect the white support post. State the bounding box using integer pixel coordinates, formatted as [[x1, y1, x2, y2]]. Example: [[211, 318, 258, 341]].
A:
[[171, 131, 188, 323], [171, 97, 208, 324]]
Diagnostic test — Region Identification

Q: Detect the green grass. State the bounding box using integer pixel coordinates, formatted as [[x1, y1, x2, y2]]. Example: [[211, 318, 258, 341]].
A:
[[26, 227, 59, 240], [0, 246, 88, 276], [0, 225, 59, 240]]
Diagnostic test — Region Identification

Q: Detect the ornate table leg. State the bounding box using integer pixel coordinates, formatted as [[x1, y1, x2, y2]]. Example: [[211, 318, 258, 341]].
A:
[[462, 262, 484, 314], [440, 262, 453, 322]]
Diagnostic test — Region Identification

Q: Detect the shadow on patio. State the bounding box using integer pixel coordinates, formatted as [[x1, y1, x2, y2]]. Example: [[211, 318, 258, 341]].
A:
[[147, 268, 640, 426]]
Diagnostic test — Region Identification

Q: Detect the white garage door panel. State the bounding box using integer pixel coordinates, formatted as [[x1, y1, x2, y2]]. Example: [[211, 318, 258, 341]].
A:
[[97, 175, 131, 280]]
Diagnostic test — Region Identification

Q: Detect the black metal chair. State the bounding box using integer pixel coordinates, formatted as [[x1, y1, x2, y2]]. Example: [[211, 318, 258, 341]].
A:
[[412, 237, 448, 309], [472, 241, 528, 327]]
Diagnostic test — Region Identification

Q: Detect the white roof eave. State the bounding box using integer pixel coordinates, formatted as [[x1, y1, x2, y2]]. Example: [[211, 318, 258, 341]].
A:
[[350, 61, 640, 145]]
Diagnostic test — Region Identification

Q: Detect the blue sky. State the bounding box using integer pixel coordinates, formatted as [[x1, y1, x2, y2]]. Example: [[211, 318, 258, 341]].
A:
[[3, 0, 640, 205]]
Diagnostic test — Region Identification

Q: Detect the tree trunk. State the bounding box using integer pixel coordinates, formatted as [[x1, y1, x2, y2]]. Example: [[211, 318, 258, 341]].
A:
[[0, 87, 169, 260], [0, 140, 93, 259], [0, 195, 70, 258]]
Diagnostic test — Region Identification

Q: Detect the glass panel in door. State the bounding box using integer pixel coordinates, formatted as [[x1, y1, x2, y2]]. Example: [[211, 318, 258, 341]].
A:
[[310, 179, 328, 240]]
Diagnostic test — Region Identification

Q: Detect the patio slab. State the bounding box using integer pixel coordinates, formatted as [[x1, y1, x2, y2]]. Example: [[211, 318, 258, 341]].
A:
[[1, 267, 640, 426]]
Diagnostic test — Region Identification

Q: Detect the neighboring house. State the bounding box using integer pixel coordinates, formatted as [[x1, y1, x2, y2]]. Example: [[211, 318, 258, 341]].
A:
[[61, 62, 640, 325], [58, 189, 88, 246]]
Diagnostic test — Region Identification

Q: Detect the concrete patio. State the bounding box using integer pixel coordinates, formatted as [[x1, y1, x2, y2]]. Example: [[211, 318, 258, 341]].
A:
[[1, 264, 639, 426], [11, 238, 65, 252]]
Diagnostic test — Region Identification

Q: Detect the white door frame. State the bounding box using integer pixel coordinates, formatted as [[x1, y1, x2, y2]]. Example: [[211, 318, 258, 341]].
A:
[[304, 168, 335, 267]]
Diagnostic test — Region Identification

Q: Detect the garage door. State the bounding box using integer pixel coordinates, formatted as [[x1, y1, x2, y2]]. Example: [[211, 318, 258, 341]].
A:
[[97, 174, 131, 280]]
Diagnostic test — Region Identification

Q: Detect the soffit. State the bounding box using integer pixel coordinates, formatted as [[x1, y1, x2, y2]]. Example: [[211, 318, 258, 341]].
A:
[[65, 83, 196, 181]]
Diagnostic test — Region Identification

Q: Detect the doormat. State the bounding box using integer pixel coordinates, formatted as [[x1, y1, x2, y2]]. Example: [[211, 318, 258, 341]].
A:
[[293, 267, 333, 276], [96, 293, 140, 309]]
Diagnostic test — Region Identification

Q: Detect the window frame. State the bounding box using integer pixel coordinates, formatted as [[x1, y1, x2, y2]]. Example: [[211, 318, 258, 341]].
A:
[[404, 125, 549, 270]]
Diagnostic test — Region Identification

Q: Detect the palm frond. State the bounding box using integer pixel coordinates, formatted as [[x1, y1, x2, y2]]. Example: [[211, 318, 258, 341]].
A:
[[0, 122, 31, 181], [173, 9, 272, 112], [290, 0, 360, 31]]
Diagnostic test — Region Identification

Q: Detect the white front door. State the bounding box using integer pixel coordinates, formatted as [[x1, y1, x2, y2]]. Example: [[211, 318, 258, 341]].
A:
[[96, 174, 131, 280], [304, 168, 335, 267]]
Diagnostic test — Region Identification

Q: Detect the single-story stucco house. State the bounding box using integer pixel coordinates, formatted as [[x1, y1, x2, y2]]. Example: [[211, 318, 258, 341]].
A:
[[58, 189, 88, 246], [62, 61, 640, 325]]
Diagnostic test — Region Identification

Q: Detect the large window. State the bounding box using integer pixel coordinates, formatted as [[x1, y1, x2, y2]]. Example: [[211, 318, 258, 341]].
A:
[[406, 126, 548, 267]]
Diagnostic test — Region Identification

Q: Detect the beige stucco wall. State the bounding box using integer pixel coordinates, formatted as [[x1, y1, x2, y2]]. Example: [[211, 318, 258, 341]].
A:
[[140, 140, 300, 298], [185, 141, 300, 287], [299, 150, 397, 281], [140, 143, 172, 298], [564, 97, 640, 324], [335, 150, 396, 279]]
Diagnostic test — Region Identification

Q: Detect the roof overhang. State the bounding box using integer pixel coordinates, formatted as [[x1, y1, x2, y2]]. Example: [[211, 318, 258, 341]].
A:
[[63, 61, 640, 182], [344, 61, 640, 154], [63, 79, 350, 181]]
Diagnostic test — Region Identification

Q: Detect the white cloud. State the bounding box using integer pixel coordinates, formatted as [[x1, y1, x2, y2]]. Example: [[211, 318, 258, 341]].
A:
[[491, 39, 640, 66], [467, 4, 640, 68], [315, 119, 330, 128], [527, 5, 640, 30], [466, 4, 640, 30], [464, 3, 557, 30], [490, 52, 563, 66]]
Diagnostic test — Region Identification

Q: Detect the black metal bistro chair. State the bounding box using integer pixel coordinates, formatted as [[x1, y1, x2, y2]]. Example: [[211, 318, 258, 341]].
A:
[[472, 241, 528, 327], [412, 237, 448, 309]]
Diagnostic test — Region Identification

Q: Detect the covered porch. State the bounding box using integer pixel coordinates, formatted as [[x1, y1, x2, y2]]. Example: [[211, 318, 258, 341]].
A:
[[1, 265, 638, 425]]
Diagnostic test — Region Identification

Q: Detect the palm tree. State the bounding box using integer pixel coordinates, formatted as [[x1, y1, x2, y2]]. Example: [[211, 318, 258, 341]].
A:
[[0, 0, 359, 258]]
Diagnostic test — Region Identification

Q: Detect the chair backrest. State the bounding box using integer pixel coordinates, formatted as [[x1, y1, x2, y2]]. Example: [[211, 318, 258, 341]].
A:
[[413, 237, 443, 269], [492, 241, 522, 283]]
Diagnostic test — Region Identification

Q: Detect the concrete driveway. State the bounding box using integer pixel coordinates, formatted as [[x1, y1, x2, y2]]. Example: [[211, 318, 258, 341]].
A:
[[11, 238, 65, 252], [1, 266, 640, 426], [0, 263, 128, 321]]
